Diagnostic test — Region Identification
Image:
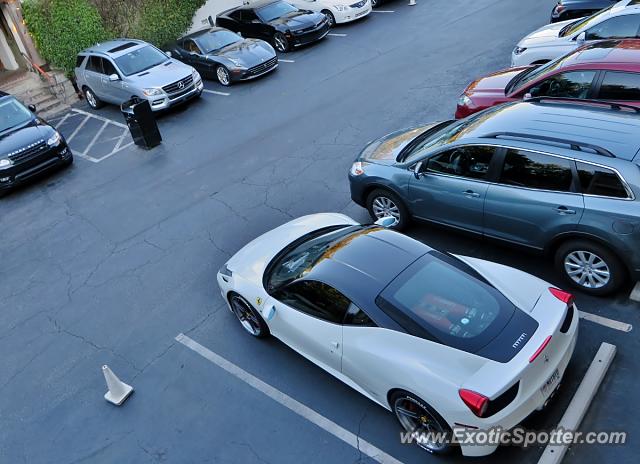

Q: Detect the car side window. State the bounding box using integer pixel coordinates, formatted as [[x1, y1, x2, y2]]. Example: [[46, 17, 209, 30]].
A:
[[85, 56, 103, 73], [76, 55, 86, 68], [344, 303, 377, 327], [576, 162, 629, 198], [598, 71, 640, 100], [499, 149, 574, 192], [529, 71, 596, 99], [274, 280, 350, 324], [184, 40, 201, 54], [241, 9, 259, 22], [585, 15, 640, 40], [425, 145, 495, 180], [102, 59, 118, 77], [229, 10, 242, 21]]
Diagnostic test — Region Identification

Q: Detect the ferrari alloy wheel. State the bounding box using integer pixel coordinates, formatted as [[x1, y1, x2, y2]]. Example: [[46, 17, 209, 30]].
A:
[[216, 66, 231, 86], [392, 392, 452, 455], [366, 189, 409, 230], [230, 294, 269, 338], [273, 32, 289, 53]]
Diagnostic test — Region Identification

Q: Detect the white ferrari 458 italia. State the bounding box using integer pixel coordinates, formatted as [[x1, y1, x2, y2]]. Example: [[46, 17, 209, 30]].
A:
[[216, 213, 579, 457]]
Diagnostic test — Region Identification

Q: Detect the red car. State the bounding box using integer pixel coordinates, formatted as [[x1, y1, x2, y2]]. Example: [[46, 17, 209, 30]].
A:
[[455, 39, 640, 119]]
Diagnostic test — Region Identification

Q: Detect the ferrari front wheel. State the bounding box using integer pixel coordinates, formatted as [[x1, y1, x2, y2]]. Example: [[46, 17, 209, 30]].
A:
[[229, 294, 270, 338]]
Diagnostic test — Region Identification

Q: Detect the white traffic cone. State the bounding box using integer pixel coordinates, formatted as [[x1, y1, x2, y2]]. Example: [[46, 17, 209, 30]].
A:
[[102, 365, 134, 406]]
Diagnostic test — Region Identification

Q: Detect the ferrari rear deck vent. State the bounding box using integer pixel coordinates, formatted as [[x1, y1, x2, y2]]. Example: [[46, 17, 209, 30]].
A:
[[560, 304, 575, 333], [485, 382, 520, 417]]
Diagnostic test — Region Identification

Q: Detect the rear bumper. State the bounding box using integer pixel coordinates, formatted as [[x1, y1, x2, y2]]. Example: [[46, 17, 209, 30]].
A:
[[0, 143, 72, 191]]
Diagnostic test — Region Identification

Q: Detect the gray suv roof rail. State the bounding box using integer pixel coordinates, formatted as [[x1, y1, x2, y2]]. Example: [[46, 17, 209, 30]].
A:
[[525, 96, 640, 114], [483, 132, 616, 158]]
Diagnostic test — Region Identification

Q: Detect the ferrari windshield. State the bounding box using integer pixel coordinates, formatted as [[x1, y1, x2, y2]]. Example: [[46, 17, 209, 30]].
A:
[[197, 30, 242, 53], [266, 225, 364, 291], [0, 97, 33, 133], [378, 252, 516, 353], [559, 6, 612, 37], [256, 1, 298, 22]]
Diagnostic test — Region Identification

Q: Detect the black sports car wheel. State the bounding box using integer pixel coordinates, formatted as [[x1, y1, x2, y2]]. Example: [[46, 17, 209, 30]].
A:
[[216, 66, 231, 86], [273, 32, 290, 53], [229, 294, 270, 338], [391, 391, 453, 455], [323, 10, 336, 27]]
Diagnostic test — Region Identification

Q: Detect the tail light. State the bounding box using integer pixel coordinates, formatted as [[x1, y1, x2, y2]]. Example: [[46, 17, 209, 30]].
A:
[[529, 335, 552, 363], [549, 287, 574, 306], [459, 389, 489, 417]]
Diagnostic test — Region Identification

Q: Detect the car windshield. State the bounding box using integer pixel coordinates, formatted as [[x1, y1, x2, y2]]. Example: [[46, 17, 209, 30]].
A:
[[509, 56, 565, 93], [266, 225, 364, 291], [559, 6, 613, 37], [0, 97, 33, 133], [197, 30, 242, 53], [377, 253, 515, 352], [114, 45, 169, 76], [256, 1, 298, 22], [402, 107, 503, 163]]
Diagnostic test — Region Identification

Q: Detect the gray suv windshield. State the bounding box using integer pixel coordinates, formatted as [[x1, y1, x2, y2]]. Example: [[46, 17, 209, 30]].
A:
[[114, 45, 168, 76]]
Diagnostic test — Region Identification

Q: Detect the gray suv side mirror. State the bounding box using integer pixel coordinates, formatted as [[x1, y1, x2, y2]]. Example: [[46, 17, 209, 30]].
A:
[[108, 73, 120, 82], [413, 161, 424, 179]]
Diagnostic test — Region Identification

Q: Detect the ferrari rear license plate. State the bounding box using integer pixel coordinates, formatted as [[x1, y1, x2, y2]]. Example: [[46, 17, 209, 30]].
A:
[[541, 368, 560, 397]]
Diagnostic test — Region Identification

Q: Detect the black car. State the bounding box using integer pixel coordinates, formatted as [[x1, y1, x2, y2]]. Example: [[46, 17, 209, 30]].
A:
[[0, 92, 72, 195], [216, 0, 330, 53], [550, 0, 617, 22], [166, 27, 278, 86]]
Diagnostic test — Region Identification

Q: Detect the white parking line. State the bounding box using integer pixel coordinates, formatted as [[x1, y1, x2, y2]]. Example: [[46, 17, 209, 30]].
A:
[[371, 10, 395, 13], [66, 115, 91, 143], [279, 59, 296, 63], [328, 33, 348, 37], [70, 108, 127, 128], [537, 342, 617, 464], [578, 311, 632, 332], [175, 333, 405, 464], [202, 89, 231, 96]]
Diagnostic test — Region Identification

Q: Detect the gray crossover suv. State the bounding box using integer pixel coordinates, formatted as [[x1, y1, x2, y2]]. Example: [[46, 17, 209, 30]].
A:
[[75, 39, 204, 111], [349, 98, 640, 295]]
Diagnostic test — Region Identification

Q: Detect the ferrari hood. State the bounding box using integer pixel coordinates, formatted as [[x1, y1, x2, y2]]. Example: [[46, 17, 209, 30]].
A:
[[226, 213, 358, 283]]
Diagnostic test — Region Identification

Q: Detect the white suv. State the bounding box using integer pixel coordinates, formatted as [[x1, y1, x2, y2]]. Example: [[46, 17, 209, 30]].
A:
[[512, 0, 640, 67]]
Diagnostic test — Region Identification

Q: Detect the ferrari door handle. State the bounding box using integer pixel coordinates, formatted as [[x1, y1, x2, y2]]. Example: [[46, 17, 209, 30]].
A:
[[463, 190, 480, 198], [555, 206, 576, 215]]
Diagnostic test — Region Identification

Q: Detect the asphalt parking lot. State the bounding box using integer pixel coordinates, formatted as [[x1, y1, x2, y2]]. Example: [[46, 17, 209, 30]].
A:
[[1, 1, 639, 463]]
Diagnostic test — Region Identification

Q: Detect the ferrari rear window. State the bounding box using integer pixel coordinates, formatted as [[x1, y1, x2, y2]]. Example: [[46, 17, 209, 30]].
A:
[[377, 253, 516, 354]]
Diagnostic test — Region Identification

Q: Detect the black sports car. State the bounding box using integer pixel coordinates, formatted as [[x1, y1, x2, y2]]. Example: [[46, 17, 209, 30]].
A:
[[0, 92, 72, 195], [167, 28, 278, 86], [550, 0, 616, 22], [216, 0, 330, 53]]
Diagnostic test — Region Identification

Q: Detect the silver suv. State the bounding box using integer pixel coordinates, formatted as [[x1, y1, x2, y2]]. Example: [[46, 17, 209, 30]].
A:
[[75, 39, 204, 111]]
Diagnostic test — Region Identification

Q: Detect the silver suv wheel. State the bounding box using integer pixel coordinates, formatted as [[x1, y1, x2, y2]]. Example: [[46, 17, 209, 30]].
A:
[[564, 251, 611, 289]]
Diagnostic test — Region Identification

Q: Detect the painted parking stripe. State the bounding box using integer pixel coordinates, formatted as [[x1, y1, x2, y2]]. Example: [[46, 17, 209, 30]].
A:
[[202, 89, 231, 96], [70, 108, 127, 128], [578, 310, 632, 332], [327, 33, 347, 37], [176, 333, 405, 464], [66, 115, 91, 143], [537, 342, 616, 464], [279, 59, 296, 63], [371, 10, 395, 13]]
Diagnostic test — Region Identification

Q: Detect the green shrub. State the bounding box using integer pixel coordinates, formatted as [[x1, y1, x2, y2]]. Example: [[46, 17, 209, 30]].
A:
[[23, 0, 109, 75], [131, 0, 206, 47]]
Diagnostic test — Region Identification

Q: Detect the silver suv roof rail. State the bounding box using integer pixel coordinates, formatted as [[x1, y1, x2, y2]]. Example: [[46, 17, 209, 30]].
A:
[[525, 96, 640, 113], [483, 132, 616, 158]]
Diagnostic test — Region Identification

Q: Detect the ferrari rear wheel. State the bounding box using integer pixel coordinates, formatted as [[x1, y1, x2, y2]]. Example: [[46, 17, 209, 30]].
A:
[[229, 294, 269, 338], [391, 391, 453, 455]]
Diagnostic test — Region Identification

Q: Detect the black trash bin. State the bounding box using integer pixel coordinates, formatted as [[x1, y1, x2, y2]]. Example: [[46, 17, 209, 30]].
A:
[[120, 97, 162, 149]]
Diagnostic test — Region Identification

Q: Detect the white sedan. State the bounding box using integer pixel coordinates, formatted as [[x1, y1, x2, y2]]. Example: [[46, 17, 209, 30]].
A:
[[217, 213, 579, 456], [288, 0, 372, 26]]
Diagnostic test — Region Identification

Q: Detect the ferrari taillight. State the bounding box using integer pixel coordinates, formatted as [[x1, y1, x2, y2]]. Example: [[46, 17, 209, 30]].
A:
[[549, 287, 574, 306], [529, 335, 552, 363], [459, 389, 489, 418]]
